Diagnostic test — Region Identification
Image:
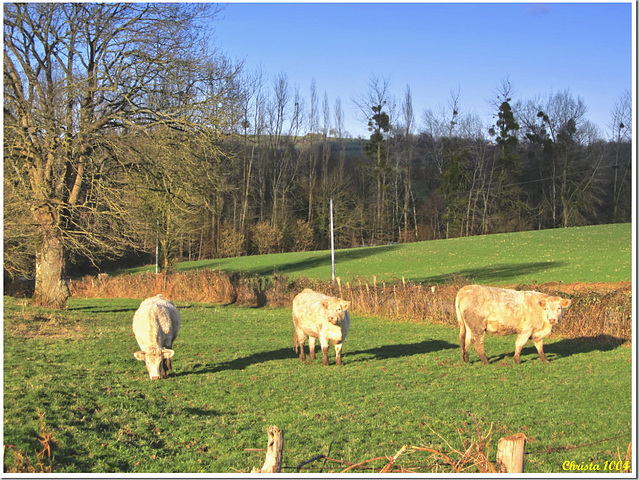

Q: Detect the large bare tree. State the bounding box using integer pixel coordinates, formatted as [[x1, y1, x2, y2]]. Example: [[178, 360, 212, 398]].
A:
[[3, 3, 232, 308]]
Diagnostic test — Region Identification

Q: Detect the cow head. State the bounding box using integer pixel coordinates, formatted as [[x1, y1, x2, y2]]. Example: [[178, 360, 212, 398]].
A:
[[538, 296, 572, 325], [134, 348, 174, 380], [322, 298, 351, 325]]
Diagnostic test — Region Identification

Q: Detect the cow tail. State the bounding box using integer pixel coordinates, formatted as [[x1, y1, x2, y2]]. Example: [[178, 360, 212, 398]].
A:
[[455, 295, 465, 336], [292, 311, 299, 353]]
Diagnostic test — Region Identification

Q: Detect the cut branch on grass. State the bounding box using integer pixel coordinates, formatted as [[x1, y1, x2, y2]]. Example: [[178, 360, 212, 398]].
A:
[[339, 455, 396, 473], [380, 445, 408, 473]]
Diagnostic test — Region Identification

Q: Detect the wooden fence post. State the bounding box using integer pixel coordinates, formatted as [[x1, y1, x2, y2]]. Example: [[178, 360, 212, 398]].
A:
[[252, 425, 284, 473], [496, 433, 526, 473], [373, 275, 378, 313]]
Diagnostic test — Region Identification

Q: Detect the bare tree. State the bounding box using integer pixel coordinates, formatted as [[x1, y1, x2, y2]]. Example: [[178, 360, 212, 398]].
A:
[[237, 67, 267, 236], [265, 72, 301, 237], [396, 85, 418, 241], [608, 90, 632, 219], [333, 97, 346, 182], [321, 92, 332, 205], [3, 3, 235, 307], [305, 79, 320, 222], [519, 90, 603, 228]]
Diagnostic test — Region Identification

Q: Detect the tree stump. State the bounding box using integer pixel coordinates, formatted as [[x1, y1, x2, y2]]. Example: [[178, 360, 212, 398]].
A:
[[251, 425, 284, 473], [496, 433, 527, 473]]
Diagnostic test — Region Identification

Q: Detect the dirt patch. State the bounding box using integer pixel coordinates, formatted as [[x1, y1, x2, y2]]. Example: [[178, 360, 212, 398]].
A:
[[6, 313, 86, 340]]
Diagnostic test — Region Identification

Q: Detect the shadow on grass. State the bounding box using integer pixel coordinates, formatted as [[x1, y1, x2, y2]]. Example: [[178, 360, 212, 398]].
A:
[[473, 334, 628, 365], [179, 244, 401, 277], [178, 347, 295, 376], [67, 306, 137, 314], [544, 335, 628, 357], [417, 261, 566, 285], [181, 339, 459, 375], [68, 302, 204, 314], [184, 407, 231, 417], [349, 339, 458, 362]]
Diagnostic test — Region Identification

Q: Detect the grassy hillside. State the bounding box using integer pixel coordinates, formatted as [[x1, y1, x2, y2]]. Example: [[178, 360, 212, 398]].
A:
[[3, 297, 632, 473], [127, 224, 632, 285]]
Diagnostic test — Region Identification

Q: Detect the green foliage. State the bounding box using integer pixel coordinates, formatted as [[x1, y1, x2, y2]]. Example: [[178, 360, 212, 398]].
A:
[[126, 224, 631, 286], [3, 297, 631, 473], [493, 100, 520, 150]]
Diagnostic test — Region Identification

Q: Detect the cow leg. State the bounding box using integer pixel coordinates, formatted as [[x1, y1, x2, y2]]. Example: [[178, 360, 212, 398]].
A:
[[319, 337, 330, 366], [472, 335, 490, 365], [308, 336, 316, 361], [532, 337, 549, 363], [334, 342, 344, 366], [295, 331, 306, 362], [513, 333, 530, 364]]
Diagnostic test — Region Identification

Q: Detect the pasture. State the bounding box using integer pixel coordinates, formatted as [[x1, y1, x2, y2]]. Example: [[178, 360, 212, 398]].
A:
[[4, 296, 632, 473], [127, 223, 632, 285]]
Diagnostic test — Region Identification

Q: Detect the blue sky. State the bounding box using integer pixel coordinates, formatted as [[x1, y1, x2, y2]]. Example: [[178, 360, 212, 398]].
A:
[[212, 2, 633, 138]]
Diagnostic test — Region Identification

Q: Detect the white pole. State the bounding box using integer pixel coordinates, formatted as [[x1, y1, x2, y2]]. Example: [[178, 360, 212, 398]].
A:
[[330, 198, 335, 282], [155, 220, 159, 274]]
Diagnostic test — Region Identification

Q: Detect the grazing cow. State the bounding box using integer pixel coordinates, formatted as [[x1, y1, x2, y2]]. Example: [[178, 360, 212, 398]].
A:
[[292, 288, 351, 366], [455, 285, 571, 365], [132, 294, 181, 379]]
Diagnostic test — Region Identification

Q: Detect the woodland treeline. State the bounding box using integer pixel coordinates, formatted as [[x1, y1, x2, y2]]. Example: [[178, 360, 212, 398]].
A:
[[3, 3, 632, 307]]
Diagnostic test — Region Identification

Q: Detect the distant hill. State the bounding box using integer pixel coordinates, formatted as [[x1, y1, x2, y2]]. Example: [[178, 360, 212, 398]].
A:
[[125, 223, 631, 285]]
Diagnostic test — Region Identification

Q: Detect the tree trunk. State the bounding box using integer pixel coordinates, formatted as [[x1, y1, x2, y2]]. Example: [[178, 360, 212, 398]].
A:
[[32, 211, 69, 309]]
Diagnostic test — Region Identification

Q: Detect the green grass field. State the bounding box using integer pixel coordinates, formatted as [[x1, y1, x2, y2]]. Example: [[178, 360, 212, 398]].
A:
[[4, 296, 632, 473], [127, 224, 632, 285]]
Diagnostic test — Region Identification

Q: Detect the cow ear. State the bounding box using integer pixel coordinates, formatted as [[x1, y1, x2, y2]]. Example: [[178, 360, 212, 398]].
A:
[[321, 300, 329, 309], [134, 351, 146, 361], [538, 299, 547, 308], [561, 298, 572, 308], [342, 301, 350, 310], [162, 349, 175, 359]]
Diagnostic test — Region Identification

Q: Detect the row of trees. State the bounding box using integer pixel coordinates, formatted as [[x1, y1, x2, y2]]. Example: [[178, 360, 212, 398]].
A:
[[132, 76, 631, 264], [3, 4, 632, 308]]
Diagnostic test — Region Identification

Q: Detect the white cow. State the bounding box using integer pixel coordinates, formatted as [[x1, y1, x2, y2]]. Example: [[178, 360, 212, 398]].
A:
[[132, 294, 181, 379], [456, 285, 571, 364], [292, 288, 351, 366]]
